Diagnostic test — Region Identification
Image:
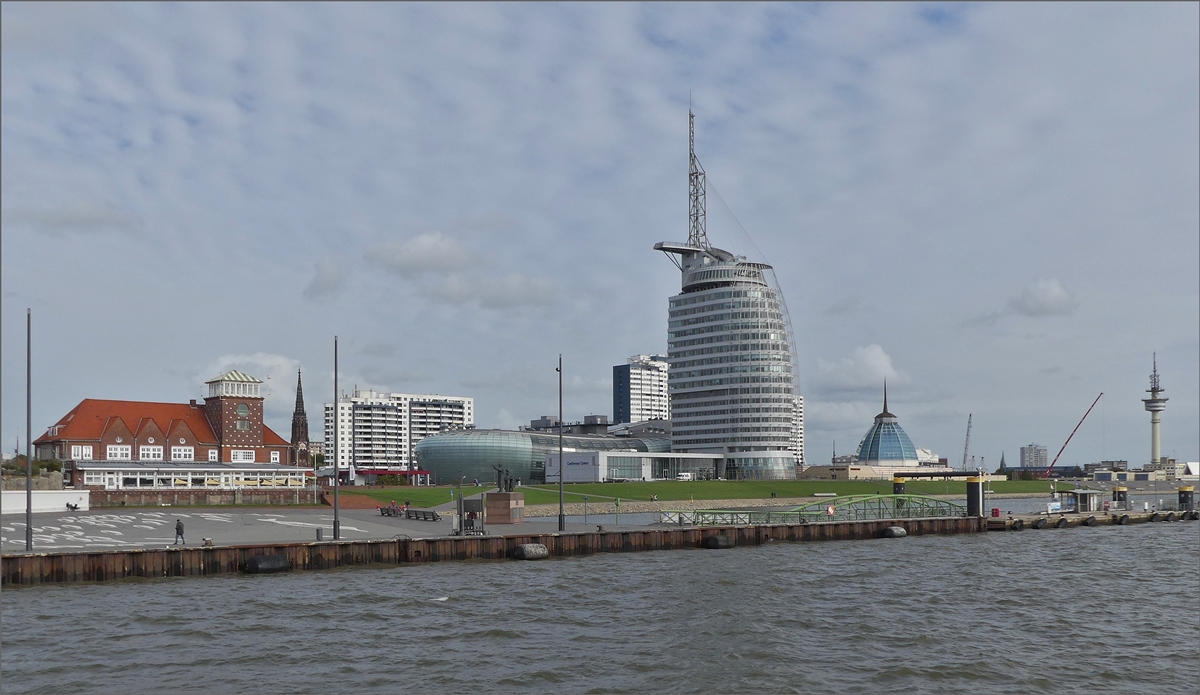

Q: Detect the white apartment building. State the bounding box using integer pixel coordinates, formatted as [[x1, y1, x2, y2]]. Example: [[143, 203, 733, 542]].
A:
[[1020, 444, 1048, 468], [791, 395, 805, 467], [324, 389, 474, 471], [613, 354, 670, 424]]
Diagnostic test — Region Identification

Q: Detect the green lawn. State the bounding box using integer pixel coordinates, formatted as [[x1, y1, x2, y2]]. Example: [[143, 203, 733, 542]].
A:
[[340, 479, 1062, 508], [518, 479, 1009, 505]]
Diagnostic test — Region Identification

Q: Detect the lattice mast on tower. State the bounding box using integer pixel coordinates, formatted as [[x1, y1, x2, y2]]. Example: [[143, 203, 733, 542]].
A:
[[688, 109, 709, 250]]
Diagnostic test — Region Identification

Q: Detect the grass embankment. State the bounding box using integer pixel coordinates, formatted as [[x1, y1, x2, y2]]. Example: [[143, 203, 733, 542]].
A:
[[517, 479, 1061, 505], [337, 479, 1062, 508]]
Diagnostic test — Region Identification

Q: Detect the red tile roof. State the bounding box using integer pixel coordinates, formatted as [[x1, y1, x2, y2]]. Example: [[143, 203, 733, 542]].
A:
[[34, 399, 288, 448]]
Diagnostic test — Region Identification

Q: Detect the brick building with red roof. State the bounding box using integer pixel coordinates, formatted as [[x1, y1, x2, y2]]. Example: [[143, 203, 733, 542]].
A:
[[34, 371, 292, 478]]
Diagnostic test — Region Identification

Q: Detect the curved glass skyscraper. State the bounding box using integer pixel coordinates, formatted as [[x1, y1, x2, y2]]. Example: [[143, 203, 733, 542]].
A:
[[654, 110, 799, 480]]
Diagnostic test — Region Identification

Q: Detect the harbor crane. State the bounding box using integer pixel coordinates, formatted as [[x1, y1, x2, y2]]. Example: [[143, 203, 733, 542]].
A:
[[1044, 393, 1104, 478], [960, 414, 972, 470]]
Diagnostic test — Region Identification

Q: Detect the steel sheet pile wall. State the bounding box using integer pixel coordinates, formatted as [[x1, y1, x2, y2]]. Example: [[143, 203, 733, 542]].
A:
[[3, 517, 983, 586]]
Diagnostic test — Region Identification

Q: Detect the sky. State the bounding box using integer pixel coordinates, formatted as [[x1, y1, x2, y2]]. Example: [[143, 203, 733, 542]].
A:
[[2, 2, 1197, 470]]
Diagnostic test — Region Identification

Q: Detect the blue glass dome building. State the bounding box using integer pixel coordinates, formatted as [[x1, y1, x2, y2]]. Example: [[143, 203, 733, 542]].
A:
[[855, 387, 919, 465]]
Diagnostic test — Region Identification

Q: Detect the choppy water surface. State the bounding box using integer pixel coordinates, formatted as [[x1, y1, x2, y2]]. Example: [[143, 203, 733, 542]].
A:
[[3, 523, 1198, 694]]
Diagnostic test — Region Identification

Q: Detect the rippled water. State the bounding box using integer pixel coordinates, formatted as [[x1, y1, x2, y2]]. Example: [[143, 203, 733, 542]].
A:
[[3, 523, 1198, 694]]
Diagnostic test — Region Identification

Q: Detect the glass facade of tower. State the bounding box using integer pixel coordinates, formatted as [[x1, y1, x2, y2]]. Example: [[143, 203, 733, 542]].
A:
[[663, 250, 797, 479]]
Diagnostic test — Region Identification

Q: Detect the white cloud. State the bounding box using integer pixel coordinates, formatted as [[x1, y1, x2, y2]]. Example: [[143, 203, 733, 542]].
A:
[[965, 278, 1079, 325], [303, 258, 344, 300], [366, 232, 479, 277], [813, 344, 908, 397], [1007, 279, 1078, 317]]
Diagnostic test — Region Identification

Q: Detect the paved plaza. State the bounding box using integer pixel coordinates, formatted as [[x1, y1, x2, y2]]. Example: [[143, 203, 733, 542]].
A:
[[0, 506, 646, 553]]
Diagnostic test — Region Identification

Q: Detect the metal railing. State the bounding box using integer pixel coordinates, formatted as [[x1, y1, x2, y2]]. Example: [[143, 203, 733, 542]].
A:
[[659, 494, 968, 526]]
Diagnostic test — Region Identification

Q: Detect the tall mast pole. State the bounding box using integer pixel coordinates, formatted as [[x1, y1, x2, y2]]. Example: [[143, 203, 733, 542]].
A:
[[557, 354, 565, 532], [26, 309, 33, 551], [333, 336, 340, 540], [688, 108, 707, 249]]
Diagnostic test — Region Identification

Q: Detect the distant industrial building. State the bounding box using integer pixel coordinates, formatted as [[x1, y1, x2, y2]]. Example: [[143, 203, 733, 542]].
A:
[[1020, 444, 1048, 469], [324, 389, 473, 476], [654, 110, 802, 479], [613, 354, 670, 424]]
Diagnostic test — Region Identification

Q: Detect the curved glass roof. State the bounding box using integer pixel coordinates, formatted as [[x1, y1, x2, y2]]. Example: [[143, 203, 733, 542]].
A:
[[854, 386, 917, 462], [855, 420, 918, 462]]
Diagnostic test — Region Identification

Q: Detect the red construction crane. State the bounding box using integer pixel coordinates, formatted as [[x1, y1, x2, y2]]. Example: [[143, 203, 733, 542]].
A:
[[1044, 393, 1103, 478]]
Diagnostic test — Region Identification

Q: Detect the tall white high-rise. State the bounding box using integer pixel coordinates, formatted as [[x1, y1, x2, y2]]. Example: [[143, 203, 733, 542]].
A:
[[1020, 444, 1048, 468], [791, 395, 805, 467], [613, 354, 670, 424], [324, 389, 473, 471], [654, 109, 801, 480]]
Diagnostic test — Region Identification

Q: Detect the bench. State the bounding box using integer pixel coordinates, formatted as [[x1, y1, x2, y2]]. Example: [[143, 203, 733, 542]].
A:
[[406, 509, 441, 522]]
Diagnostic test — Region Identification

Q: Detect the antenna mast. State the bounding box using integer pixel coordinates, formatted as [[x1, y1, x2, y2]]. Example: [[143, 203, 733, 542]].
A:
[[688, 108, 708, 249]]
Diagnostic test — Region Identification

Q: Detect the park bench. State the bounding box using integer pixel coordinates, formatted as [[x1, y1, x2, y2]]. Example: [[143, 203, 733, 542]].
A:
[[377, 507, 441, 521]]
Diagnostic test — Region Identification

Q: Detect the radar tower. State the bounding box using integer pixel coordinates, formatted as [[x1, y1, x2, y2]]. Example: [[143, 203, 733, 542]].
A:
[[1142, 353, 1168, 467]]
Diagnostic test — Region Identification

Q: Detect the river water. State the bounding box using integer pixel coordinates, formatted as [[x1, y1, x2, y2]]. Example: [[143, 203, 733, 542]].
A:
[[3, 523, 1197, 694]]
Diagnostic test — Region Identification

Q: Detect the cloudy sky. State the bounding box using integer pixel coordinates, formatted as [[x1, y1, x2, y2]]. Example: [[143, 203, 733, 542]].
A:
[[3, 2, 1197, 468]]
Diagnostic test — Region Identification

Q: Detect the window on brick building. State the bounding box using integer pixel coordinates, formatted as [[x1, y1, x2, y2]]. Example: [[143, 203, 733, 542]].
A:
[[71, 445, 94, 460], [107, 445, 131, 460], [270, 451, 280, 463], [231, 450, 255, 462], [140, 446, 163, 461], [171, 446, 194, 461], [237, 420, 250, 431], [208, 449, 218, 462]]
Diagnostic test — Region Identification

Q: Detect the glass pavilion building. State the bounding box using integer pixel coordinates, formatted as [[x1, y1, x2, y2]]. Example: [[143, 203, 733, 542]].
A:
[[854, 388, 920, 467], [413, 429, 670, 485]]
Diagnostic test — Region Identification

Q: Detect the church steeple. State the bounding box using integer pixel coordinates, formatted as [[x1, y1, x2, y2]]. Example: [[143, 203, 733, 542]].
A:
[[293, 369, 306, 416], [290, 368, 310, 466]]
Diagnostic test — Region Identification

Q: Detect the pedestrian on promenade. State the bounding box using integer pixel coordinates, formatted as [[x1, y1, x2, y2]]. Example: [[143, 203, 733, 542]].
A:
[[174, 519, 185, 545]]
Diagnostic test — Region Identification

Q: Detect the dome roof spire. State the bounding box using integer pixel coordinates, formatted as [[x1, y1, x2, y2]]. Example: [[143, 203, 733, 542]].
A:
[[877, 380, 894, 419]]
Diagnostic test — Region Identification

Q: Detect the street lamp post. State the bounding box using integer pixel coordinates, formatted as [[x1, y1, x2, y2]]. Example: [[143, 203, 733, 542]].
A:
[[26, 309, 33, 551], [333, 336, 340, 540], [557, 354, 564, 532]]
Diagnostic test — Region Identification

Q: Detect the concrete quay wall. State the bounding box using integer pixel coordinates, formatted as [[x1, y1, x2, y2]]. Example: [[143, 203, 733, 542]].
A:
[[88, 488, 322, 508], [2, 516, 983, 586]]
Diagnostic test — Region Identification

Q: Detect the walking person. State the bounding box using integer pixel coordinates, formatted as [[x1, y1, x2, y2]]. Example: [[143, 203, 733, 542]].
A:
[[174, 519, 185, 545]]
